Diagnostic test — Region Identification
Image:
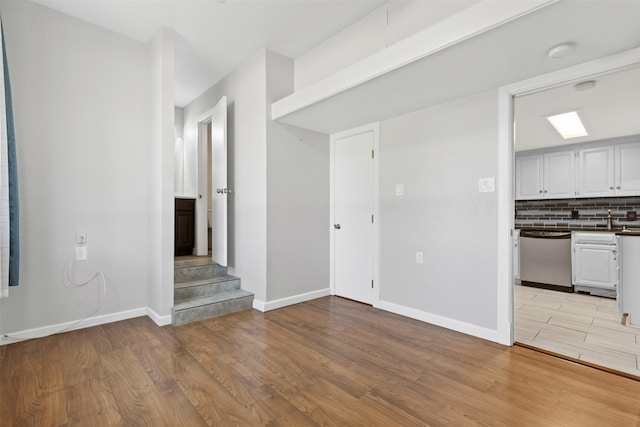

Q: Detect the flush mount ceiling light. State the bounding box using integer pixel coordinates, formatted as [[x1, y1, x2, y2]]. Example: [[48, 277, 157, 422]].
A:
[[574, 80, 597, 91], [546, 111, 588, 139], [547, 42, 576, 59]]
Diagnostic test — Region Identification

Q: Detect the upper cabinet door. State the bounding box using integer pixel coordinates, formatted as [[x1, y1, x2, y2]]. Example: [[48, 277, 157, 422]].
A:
[[515, 155, 543, 200], [544, 150, 576, 199], [615, 142, 640, 196], [577, 146, 615, 198]]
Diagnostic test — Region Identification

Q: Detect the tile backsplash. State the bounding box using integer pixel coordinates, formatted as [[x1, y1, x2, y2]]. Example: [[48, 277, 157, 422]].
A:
[[516, 197, 640, 229]]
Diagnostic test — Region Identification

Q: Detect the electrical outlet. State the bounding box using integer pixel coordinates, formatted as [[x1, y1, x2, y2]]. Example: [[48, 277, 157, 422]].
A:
[[76, 231, 87, 244], [75, 246, 87, 261], [416, 251, 423, 264]]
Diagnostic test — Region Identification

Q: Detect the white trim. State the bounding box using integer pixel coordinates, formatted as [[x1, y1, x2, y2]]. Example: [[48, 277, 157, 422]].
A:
[[252, 288, 331, 312], [0, 307, 148, 346], [329, 122, 381, 305], [272, 0, 555, 121], [375, 300, 500, 343], [372, 123, 381, 305], [147, 307, 172, 326], [497, 47, 640, 346]]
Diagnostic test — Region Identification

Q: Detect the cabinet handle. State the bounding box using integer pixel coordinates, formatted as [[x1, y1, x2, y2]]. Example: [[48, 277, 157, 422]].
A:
[[544, 190, 548, 193], [609, 186, 614, 190], [539, 190, 543, 194], [616, 186, 621, 190]]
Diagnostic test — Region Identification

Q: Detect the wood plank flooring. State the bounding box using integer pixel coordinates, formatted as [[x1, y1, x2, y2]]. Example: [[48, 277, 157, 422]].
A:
[[2, 296, 640, 426], [515, 285, 640, 377]]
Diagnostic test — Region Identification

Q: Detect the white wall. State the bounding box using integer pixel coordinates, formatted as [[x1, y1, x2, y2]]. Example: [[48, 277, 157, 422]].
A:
[[294, 0, 479, 90], [183, 49, 331, 307], [147, 26, 175, 322], [182, 49, 268, 302], [379, 90, 499, 332], [0, 1, 152, 332], [266, 51, 330, 302]]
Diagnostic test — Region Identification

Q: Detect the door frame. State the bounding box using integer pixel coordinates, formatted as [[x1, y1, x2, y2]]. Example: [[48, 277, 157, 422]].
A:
[[194, 108, 213, 257], [329, 122, 381, 305], [497, 47, 640, 345]]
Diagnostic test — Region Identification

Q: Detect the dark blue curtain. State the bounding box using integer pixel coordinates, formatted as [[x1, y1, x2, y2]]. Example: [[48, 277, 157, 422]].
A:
[[2, 19, 19, 286]]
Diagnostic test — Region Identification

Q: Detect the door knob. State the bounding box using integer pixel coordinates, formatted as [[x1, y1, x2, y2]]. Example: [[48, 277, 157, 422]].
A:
[[334, 224, 341, 230]]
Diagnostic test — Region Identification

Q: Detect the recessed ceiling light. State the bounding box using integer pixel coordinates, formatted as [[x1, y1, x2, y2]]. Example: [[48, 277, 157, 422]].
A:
[[574, 80, 597, 91], [547, 42, 576, 59], [546, 111, 588, 139]]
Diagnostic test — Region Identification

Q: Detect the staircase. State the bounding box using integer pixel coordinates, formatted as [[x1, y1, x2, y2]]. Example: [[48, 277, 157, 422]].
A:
[[171, 260, 254, 326]]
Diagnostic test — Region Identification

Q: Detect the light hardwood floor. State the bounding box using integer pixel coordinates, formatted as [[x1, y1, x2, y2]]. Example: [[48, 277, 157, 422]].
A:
[[2, 296, 640, 426], [515, 284, 640, 377]]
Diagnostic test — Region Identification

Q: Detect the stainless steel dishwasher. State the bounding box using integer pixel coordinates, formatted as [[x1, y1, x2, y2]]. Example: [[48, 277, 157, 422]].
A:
[[519, 230, 572, 291]]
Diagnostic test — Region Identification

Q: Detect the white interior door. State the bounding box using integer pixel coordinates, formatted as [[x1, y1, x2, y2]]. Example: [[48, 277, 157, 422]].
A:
[[333, 128, 374, 304], [211, 96, 228, 266]]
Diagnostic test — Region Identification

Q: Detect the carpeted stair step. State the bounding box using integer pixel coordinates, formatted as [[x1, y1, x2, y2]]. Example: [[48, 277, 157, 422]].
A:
[[171, 289, 254, 326], [174, 262, 227, 283], [174, 275, 241, 300]]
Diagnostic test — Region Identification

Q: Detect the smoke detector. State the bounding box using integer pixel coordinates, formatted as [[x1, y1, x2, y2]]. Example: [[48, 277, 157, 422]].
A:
[[547, 43, 576, 59]]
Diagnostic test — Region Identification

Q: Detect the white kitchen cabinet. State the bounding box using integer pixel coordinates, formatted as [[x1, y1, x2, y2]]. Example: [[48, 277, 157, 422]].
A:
[[577, 146, 615, 197], [544, 150, 576, 198], [620, 236, 640, 326], [513, 229, 520, 281], [515, 155, 543, 200], [572, 232, 618, 294], [615, 142, 640, 196], [515, 151, 575, 200], [517, 138, 640, 200]]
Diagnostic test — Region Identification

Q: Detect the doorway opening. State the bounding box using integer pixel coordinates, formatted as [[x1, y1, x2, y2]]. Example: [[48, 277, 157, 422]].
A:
[[502, 51, 640, 378], [194, 96, 228, 267]]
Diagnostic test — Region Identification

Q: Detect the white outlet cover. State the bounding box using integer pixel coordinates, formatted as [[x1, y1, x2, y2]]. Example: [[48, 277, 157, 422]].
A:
[[478, 177, 495, 193], [395, 183, 404, 196], [75, 246, 87, 261]]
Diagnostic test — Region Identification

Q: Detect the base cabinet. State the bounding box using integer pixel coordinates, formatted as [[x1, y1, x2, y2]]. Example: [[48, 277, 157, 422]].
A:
[[571, 232, 618, 297], [620, 236, 640, 326], [175, 198, 195, 256], [513, 230, 520, 280]]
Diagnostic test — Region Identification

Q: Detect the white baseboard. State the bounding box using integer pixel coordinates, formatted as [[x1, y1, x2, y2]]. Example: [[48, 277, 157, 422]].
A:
[[375, 300, 501, 344], [253, 288, 331, 312], [0, 307, 148, 346], [147, 307, 172, 326]]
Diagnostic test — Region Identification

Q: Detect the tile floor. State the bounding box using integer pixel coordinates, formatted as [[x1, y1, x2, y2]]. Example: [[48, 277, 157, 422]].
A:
[[515, 284, 640, 377]]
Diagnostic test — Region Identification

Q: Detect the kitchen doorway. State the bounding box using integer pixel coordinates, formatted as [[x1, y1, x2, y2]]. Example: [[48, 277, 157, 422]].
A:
[[506, 56, 640, 378]]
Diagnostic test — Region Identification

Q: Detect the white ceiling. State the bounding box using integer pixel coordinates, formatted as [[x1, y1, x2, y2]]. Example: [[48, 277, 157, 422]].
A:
[[272, 0, 640, 135], [32, 0, 386, 107], [514, 66, 640, 152]]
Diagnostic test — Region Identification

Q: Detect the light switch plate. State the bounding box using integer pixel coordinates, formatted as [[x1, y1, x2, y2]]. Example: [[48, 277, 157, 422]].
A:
[[395, 183, 404, 196], [478, 177, 495, 193]]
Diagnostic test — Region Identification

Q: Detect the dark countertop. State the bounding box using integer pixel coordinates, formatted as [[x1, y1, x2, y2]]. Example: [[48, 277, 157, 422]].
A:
[[516, 225, 640, 236]]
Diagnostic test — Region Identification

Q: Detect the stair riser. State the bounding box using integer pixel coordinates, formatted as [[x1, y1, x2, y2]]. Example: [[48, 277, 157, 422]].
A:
[[171, 296, 253, 326], [174, 264, 227, 283], [174, 279, 241, 300]]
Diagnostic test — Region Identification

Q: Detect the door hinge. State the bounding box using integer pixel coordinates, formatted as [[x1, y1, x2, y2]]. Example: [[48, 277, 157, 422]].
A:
[[371, 149, 374, 159], [371, 280, 374, 288]]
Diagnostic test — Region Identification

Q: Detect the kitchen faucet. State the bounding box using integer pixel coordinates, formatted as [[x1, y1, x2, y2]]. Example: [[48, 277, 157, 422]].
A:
[[606, 209, 613, 230]]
